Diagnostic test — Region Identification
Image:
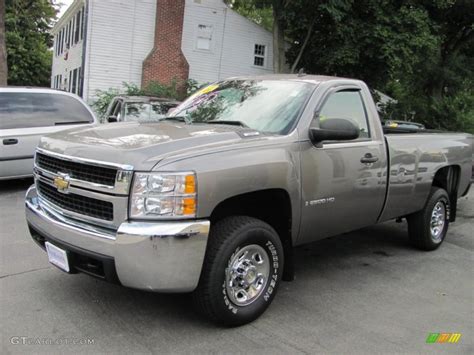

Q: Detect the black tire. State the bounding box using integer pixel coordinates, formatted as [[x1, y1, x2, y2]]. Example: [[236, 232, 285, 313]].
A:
[[407, 187, 450, 251], [193, 216, 284, 326]]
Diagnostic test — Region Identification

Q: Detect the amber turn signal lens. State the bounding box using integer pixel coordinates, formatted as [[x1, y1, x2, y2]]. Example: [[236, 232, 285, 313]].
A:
[[182, 197, 196, 215], [184, 175, 196, 194]]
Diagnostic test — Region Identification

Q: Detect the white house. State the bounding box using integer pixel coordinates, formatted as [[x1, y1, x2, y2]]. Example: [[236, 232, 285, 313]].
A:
[[51, 0, 275, 103]]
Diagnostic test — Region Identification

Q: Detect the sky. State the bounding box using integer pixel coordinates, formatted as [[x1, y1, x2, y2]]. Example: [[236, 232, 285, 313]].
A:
[[58, 0, 75, 18]]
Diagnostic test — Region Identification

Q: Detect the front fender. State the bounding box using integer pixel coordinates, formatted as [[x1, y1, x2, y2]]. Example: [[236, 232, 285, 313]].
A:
[[154, 142, 301, 242]]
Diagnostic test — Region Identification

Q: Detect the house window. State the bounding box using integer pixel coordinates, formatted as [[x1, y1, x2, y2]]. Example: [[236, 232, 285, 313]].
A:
[[78, 70, 83, 97], [80, 7, 85, 40], [254, 44, 266, 67], [65, 22, 70, 49], [71, 17, 75, 46], [57, 33, 61, 55], [68, 71, 72, 92], [53, 74, 63, 89], [71, 68, 78, 94], [75, 10, 81, 44], [196, 24, 213, 51], [59, 29, 63, 54]]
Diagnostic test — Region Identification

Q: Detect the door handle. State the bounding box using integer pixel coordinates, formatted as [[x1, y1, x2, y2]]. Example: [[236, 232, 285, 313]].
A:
[[360, 153, 379, 164], [3, 138, 18, 145]]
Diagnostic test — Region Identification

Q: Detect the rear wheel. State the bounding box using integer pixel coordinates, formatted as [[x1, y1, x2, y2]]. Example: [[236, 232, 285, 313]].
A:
[[407, 187, 450, 251], [193, 216, 284, 326]]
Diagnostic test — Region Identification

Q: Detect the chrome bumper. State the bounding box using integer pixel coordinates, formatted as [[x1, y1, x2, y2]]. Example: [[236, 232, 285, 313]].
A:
[[25, 186, 210, 292]]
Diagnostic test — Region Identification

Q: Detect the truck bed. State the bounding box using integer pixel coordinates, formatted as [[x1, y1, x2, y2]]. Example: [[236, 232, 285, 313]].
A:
[[379, 132, 472, 222]]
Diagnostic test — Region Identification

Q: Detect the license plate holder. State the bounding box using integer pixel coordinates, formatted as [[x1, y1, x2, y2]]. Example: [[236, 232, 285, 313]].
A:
[[45, 242, 70, 272]]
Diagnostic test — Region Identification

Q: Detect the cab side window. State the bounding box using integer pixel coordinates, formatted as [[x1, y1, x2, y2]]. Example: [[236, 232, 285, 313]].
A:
[[319, 90, 370, 139]]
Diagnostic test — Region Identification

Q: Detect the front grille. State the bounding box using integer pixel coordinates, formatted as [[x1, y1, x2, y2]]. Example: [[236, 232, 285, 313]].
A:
[[36, 153, 117, 186], [37, 180, 114, 221]]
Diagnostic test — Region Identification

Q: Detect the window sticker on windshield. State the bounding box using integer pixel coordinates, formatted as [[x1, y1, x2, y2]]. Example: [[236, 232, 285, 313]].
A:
[[197, 84, 219, 96]]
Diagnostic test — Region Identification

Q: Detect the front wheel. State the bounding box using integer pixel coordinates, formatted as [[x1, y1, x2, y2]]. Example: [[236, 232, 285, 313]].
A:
[[193, 216, 284, 326], [407, 187, 450, 251]]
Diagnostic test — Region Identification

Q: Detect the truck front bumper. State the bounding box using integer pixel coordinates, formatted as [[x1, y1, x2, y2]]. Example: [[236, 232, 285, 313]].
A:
[[25, 186, 210, 292]]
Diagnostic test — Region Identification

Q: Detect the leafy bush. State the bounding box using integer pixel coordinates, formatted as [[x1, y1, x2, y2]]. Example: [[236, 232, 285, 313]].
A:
[[381, 79, 474, 134], [185, 79, 201, 96], [91, 87, 121, 120], [143, 80, 179, 99]]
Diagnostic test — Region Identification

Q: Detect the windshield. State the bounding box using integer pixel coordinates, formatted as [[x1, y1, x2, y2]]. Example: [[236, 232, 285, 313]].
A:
[[124, 102, 176, 122], [169, 80, 315, 134]]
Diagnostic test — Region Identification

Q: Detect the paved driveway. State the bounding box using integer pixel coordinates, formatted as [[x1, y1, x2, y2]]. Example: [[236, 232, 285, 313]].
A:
[[1, 179, 473, 354]]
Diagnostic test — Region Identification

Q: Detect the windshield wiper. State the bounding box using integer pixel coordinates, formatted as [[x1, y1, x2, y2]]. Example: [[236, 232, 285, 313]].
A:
[[55, 121, 91, 125], [161, 116, 188, 123], [206, 120, 249, 128]]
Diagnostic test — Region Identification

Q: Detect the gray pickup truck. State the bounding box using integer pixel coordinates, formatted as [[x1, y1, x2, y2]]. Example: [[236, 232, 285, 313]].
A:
[[25, 75, 472, 326]]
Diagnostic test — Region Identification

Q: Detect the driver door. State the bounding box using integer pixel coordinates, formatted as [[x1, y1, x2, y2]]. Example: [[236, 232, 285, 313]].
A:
[[298, 88, 386, 244]]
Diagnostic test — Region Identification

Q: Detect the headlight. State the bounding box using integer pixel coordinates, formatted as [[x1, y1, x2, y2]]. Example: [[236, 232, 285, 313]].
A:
[[130, 172, 197, 219]]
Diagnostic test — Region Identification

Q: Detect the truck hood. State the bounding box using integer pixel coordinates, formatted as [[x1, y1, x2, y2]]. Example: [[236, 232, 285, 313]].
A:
[[38, 121, 269, 171]]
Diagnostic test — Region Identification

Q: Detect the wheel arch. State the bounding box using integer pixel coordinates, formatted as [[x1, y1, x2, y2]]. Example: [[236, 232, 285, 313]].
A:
[[209, 189, 295, 281], [432, 165, 461, 222]]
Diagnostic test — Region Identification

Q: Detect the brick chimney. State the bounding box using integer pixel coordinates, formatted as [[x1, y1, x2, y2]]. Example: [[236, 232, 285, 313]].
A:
[[142, 0, 189, 92]]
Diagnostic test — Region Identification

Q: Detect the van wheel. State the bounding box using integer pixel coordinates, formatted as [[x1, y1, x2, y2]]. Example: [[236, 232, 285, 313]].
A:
[[193, 216, 284, 326], [407, 187, 450, 251]]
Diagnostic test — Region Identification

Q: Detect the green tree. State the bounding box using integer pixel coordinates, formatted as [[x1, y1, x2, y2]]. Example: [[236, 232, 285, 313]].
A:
[[5, 0, 57, 86], [0, 0, 7, 85], [226, 0, 273, 31], [391, 0, 474, 132], [287, 0, 474, 132], [230, 0, 473, 132], [286, 1, 439, 90]]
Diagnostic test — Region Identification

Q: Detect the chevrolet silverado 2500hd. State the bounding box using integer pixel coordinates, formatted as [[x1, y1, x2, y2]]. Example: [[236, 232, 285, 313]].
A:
[[25, 75, 473, 326]]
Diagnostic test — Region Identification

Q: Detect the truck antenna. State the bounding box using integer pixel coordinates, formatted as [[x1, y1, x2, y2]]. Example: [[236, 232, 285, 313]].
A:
[[297, 68, 306, 77]]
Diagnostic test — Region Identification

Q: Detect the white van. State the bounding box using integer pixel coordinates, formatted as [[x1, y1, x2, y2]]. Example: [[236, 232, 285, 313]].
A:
[[0, 88, 97, 180]]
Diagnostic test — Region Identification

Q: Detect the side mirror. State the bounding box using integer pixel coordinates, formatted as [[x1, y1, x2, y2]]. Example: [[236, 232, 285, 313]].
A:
[[309, 118, 360, 145], [107, 115, 118, 123]]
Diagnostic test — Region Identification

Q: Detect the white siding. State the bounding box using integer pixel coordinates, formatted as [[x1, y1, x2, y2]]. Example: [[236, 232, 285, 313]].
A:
[[219, 9, 274, 78], [182, 0, 274, 84], [51, 0, 86, 93], [84, 0, 156, 102]]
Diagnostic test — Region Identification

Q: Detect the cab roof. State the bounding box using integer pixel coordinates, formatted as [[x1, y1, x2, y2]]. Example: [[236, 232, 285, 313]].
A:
[[224, 74, 362, 85]]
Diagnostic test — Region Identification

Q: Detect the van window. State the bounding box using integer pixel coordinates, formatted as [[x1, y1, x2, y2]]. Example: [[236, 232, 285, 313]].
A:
[[0, 92, 94, 129]]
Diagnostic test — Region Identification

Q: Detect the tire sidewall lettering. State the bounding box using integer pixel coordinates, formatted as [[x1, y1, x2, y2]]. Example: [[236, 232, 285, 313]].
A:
[[222, 238, 280, 314], [431, 196, 450, 243]]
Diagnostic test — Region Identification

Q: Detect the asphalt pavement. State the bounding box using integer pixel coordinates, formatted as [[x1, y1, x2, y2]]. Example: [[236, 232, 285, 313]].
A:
[[1, 178, 473, 354]]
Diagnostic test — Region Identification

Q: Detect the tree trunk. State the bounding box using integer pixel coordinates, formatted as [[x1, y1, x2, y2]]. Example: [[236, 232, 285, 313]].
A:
[[0, 0, 7, 85], [291, 20, 315, 73], [272, 0, 286, 73]]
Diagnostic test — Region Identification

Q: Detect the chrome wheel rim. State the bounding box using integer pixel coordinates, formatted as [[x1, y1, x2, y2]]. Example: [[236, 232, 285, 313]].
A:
[[430, 201, 446, 242], [225, 244, 270, 307]]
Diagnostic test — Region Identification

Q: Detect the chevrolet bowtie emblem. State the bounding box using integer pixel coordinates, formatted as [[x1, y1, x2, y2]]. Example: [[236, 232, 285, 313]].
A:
[[53, 173, 70, 192]]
